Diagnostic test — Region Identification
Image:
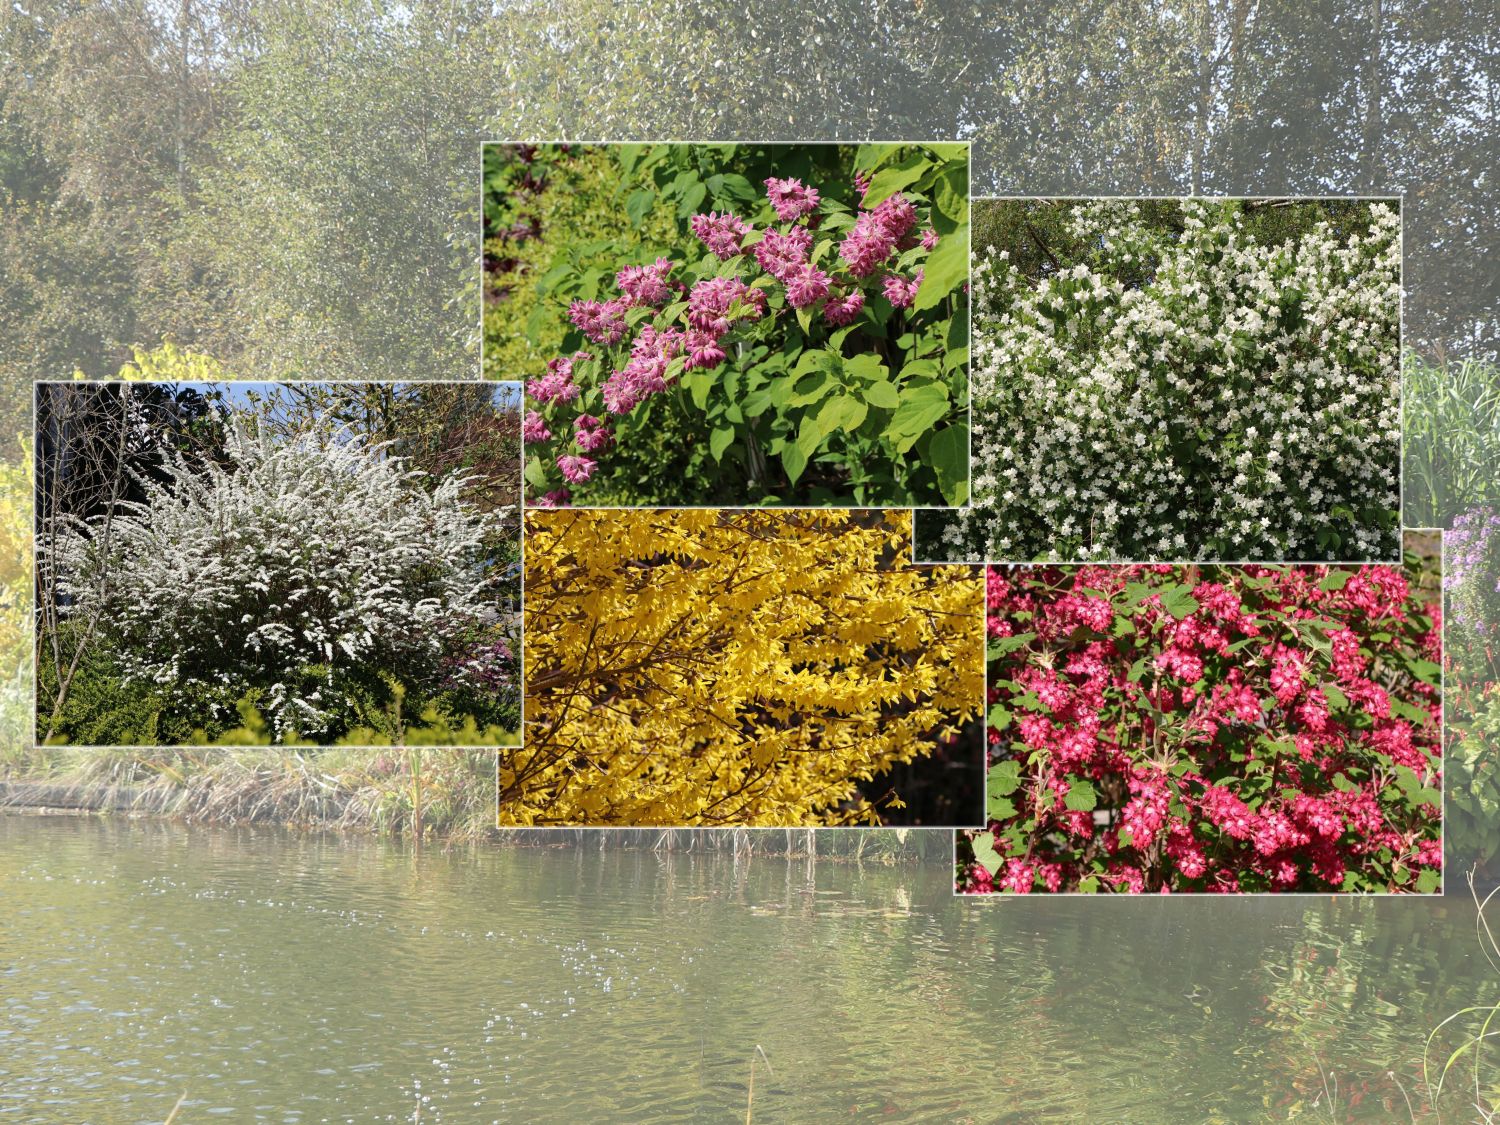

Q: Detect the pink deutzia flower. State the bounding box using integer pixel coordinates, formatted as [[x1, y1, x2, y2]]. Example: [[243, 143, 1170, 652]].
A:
[[556, 455, 597, 484], [823, 290, 864, 327], [690, 211, 750, 259], [882, 268, 924, 309], [753, 227, 813, 281], [784, 264, 831, 309], [568, 298, 628, 345], [765, 176, 821, 222], [522, 410, 552, 443], [574, 414, 614, 454], [616, 257, 675, 306]]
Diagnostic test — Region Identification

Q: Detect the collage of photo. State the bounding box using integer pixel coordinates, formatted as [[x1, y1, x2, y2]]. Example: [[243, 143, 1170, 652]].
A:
[[478, 144, 1435, 894], [29, 144, 1440, 895]]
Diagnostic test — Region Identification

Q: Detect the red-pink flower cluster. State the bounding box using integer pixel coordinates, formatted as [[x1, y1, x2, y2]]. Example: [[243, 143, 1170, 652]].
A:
[[960, 562, 1443, 894]]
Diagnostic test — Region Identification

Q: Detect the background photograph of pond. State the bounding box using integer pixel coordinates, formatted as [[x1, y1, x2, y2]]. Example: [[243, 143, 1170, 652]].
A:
[[1, 1, 1498, 1122]]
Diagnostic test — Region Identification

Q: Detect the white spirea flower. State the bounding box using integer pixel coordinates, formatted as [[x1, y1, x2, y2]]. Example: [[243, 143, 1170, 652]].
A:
[[43, 419, 498, 737]]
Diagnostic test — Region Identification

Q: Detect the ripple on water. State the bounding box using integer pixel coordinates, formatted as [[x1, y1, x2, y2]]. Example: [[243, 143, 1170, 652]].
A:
[[0, 816, 1492, 1122]]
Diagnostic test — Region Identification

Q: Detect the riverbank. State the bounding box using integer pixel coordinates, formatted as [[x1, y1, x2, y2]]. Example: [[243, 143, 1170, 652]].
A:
[[0, 746, 956, 863]]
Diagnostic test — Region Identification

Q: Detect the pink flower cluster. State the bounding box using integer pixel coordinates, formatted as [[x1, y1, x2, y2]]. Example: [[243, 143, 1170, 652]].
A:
[[690, 211, 750, 259], [616, 257, 675, 306], [568, 299, 628, 345], [962, 562, 1443, 894]]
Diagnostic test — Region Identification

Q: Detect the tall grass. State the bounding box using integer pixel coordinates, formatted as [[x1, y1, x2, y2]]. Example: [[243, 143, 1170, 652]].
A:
[[1424, 873, 1500, 1120], [1405, 356, 1500, 528], [0, 745, 959, 861]]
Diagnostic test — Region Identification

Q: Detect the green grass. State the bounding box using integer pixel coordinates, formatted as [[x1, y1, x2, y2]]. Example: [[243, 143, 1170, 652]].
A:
[[1404, 355, 1500, 528]]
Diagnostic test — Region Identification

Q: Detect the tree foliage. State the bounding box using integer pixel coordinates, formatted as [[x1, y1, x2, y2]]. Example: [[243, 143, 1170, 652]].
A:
[[516, 510, 983, 826]]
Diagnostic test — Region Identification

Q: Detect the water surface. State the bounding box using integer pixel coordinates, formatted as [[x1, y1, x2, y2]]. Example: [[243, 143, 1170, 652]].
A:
[[1, 817, 1495, 1122]]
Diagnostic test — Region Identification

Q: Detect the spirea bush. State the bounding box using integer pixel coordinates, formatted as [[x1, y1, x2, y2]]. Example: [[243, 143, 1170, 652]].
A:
[[958, 549, 1442, 894], [918, 198, 1401, 562], [1444, 506, 1500, 876], [511, 143, 970, 507], [43, 423, 498, 739], [517, 509, 983, 826]]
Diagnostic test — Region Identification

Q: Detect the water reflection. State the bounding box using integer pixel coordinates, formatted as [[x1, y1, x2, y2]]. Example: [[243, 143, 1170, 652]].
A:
[[0, 818, 1494, 1122]]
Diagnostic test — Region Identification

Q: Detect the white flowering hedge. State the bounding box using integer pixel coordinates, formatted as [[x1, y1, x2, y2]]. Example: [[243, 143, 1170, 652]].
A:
[[44, 423, 497, 738], [916, 199, 1401, 562]]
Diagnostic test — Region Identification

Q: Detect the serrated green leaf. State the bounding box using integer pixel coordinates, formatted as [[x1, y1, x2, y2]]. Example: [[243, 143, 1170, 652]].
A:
[[989, 759, 1021, 797], [1064, 779, 1097, 812], [969, 832, 1003, 876]]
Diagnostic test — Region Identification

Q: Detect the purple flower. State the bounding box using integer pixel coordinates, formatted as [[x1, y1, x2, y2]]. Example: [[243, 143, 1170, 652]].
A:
[[839, 212, 896, 277], [823, 290, 864, 327], [616, 257, 675, 306], [574, 414, 614, 453], [753, 227, 813, 281], [871, 192, 918, 242], [785, 264, 831, 309], [522, 410, 553, 443], [568, 299, 628, 345], [882, 268, 924, 309], [765, 176, 821, 223], [690, 211, 750, 259], [556, 455, 597, 484], [684, 329, 727, 371]]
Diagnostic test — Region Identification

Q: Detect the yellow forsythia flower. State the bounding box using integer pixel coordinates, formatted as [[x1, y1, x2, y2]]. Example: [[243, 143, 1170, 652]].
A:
[[513, 509, 983, 826]]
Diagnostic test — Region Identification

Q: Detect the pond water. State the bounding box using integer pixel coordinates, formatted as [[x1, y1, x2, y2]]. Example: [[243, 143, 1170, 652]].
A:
[[1, 816, 1496, 1123]]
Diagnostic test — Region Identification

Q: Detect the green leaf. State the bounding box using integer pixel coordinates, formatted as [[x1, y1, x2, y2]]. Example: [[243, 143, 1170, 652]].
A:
[[1077, 876, 1101, 893], [1408, 659, 1442, 685], [715, 173, 756, 202], [1415, 868, 1440, 894], [861, 154, 927, 208], [785, 369, 833, 407], [1160, 586, 1201, 620], [1319, 570, 1352, 591], [862, 379, 901, 409], [888, 386, 952, 453], [986, 795, 1017, 821], [814, 393, 868, 439], [986, 632, 1036, 659], [986, 703, 1012, 731], [969, 832, 1003, 876], [709, 425, 734, 462], [684, 369, 711, 411], [843, 353, 888, 380], [780, 442, 808, 485], [989, 759, 1021, 797], [1064, 779, 1097, 812], [926, 423, 969, 506], [523, 455, 550, 490], [676, 179, 707, 217], [624, 188, 655, 228], [911, 226, 967, 311]]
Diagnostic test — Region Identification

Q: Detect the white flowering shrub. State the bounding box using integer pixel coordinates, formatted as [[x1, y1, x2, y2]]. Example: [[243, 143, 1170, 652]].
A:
[[916, 199, 1401, 562], [43, 422, 497, 739]]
